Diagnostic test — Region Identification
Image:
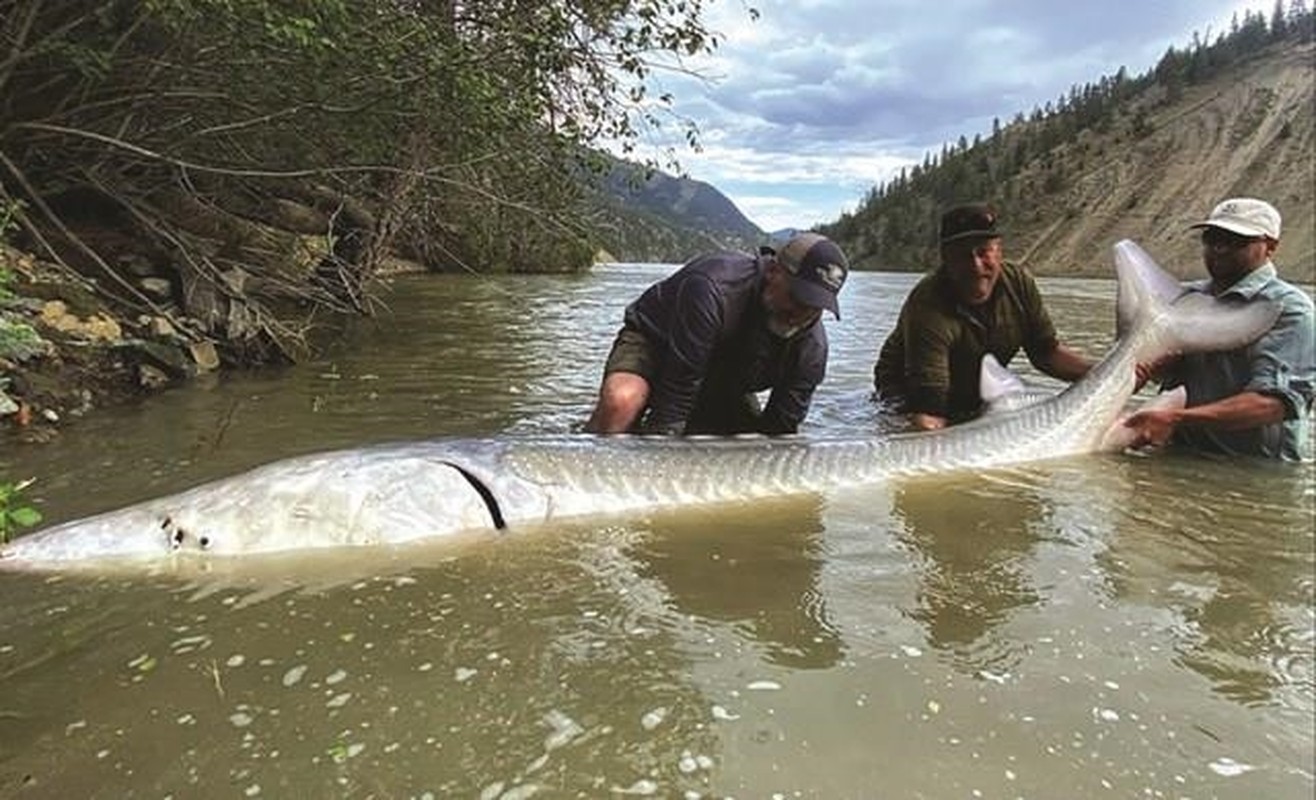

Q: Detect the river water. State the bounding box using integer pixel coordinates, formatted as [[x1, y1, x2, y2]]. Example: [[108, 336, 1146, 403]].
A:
[[0, 265, 1312, 799]]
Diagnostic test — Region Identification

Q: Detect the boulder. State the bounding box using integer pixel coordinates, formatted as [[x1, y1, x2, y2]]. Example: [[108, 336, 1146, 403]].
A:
[[38, 300, 123, 342]]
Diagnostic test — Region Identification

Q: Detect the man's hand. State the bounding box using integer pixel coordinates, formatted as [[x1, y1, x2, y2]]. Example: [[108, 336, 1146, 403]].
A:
[[910, 412, 947, 431], [1134, 355, 1179, 391], [1122, 407, 1179, 449]]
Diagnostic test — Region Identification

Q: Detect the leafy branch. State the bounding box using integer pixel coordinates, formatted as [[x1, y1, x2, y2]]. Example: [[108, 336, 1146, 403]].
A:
[[0, 478, 42, 544]]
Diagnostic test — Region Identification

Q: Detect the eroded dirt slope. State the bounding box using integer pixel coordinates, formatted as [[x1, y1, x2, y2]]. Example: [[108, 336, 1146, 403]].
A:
[[1017, 41, 1314, 282]]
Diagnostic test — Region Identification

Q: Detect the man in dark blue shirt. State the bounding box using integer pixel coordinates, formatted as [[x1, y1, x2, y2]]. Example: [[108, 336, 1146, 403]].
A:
[[585, 233, 849, 435]]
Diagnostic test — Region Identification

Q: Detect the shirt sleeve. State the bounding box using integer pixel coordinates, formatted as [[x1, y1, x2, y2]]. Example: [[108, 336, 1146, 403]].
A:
[[1017, 268, 1061, 366], [901, 311, 956, 417], [643, 274, 724, 433], [760, 334, 827, 434], [1245, 294, 1316, 420]]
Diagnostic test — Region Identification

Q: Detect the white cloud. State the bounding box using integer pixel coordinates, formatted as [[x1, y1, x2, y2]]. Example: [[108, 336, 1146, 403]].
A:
[[624, 0, 1279, 232]]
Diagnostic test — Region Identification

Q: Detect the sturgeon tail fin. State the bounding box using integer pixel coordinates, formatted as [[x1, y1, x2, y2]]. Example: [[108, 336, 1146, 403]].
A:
[[1113, 239, 1281, 363]]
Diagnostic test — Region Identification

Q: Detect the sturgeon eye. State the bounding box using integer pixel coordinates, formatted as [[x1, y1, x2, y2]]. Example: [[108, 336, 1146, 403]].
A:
[[199, 536, 211, 550]]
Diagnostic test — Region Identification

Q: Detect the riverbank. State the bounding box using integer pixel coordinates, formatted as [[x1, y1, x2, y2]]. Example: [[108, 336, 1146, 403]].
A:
[[0, 243, 434, 444], [0, 244, 150, 443]]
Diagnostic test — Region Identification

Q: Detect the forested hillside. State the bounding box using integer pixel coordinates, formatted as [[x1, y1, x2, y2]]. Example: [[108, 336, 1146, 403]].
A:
[[820, 6, 1315, 282], [587, 156, 764, 261]]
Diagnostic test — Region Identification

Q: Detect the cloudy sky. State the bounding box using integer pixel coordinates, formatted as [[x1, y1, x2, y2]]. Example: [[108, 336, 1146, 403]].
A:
[[634, 0, 1275, 232]]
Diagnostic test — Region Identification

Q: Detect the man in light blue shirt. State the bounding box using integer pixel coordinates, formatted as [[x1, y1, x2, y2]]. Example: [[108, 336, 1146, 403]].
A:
[[1125, 197, 1315, 461]]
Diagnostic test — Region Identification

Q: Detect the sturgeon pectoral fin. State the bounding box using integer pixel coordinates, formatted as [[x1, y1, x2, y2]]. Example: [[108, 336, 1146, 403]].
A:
[[1099, 387, 1189, 452], [442, 462, 506, 530]]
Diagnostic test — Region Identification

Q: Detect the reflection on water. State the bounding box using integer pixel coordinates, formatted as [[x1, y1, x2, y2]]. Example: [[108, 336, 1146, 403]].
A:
[[1093, 455, 1315, 712], [632, 497, 844, 671], [893, 473, 1044, 675], [1, 267, 1312, 798]]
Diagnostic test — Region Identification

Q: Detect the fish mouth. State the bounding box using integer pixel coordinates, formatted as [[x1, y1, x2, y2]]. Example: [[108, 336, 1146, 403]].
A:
[[0, 457, 520, 569]]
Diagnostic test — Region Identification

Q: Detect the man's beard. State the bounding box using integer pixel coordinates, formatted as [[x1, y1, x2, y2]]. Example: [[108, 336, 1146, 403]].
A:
[[766, 315, 806, 339]]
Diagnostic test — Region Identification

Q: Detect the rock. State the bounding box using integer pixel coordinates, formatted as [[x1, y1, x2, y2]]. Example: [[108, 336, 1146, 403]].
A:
[[67, 389, 94, 417], [38, 300, 123, 342], [138, 277, 174, 302], [376, 256, 426, 275], [148, 316, 178, 339], [117, 253, 158, 278], [267, 197, 331, 235], [179, 267, 225, 334], [138, 364, 170, 389], [21, 280, 106, 318], [1, 296, 45, 313], [17, 424, 57, 444], [221, 268, 248, 293], [189, 340, 220, 372], [122, 339, 193, 379], [226, 299, 256, 340]]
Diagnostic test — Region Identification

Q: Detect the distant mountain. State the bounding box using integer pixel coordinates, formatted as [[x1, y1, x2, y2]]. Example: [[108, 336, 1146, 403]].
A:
[[583, 154, 765, 262], [819, 14, 1315, 283]]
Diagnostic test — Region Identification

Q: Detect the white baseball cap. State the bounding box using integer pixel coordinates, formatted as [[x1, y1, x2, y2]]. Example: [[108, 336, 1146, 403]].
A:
[[1189, 197, 1281, 240]]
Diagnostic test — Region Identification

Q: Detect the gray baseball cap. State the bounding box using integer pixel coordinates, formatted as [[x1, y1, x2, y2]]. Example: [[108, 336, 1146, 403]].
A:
[[773, 232, 849, 319]]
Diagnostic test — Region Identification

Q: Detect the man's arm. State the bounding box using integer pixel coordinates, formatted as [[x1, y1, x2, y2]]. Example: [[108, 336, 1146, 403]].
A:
[[1013, 266, 1092, 383], [910, 412, 948, 430], [643, 275, 723, 433], [899, 312, 956, 429], [1125, 293, 1314, 447], [1038, 343, 1094, 382], [759, 383, 817, 434], [760, 335, 827, 434], [1124, 391, 1287, 448]]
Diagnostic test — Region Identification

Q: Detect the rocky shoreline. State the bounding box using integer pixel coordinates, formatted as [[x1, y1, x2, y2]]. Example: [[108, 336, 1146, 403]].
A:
[[0, 242, 428, 445], [0, 244, 205, 443]]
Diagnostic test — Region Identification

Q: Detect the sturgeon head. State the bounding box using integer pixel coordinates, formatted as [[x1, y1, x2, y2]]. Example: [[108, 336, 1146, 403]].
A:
[[1, 441, 548, 567]]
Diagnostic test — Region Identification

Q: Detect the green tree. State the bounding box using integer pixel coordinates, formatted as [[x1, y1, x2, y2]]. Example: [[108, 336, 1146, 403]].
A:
[[0, 0, 729, 360]]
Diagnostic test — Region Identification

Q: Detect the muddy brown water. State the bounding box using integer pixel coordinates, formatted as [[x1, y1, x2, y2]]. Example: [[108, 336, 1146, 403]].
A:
[[0, 265, 1312, 798]]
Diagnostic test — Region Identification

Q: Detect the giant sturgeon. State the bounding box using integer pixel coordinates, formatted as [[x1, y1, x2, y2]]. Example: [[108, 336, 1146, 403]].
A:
[[1, 240, 1279, 567]]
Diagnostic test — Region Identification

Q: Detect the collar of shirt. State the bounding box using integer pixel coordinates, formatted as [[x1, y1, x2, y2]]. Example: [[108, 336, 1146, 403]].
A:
[[1188, 262, 1277, 300]]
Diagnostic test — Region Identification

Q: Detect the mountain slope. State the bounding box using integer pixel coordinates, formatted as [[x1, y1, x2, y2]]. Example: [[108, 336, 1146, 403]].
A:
[[585, 156, 764, 262], [822, 31, 1314, 282], [1016, 40, 1314, 281]]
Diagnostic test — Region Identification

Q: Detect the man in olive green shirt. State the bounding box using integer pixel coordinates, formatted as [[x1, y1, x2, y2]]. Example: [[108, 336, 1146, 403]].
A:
[[874, 203, 1093, 430]]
